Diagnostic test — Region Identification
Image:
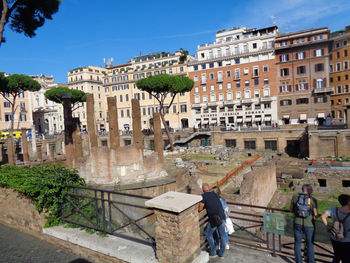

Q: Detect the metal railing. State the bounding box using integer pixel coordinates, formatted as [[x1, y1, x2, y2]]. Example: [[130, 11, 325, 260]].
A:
[[61, 186, 155, 247], [199, 202, 333, 262]]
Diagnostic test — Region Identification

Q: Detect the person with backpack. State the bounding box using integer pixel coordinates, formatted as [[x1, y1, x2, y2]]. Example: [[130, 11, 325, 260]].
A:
[[320, 194, 350, 263], [198, 183, 226, 258], [290, 184, 319, 263]]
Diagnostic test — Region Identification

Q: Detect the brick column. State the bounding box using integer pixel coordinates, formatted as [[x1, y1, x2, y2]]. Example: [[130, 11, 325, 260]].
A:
[[7, 137, 15, 165], [86, 93, 98, 148], [131, 99, 143, 151], [0, 143, 3, 163], [36, 145, 42, 163], [107, 97, 120, 150], [145, 191, 203, 263], [72, 119, 83, 167], [21, 131, 29, 164], [49, 144, 55, 161], [153, 112, 164, 163]]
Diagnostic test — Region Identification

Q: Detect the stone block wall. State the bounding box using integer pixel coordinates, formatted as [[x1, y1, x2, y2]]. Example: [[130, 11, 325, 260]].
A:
[[154, 205, 200, 263]]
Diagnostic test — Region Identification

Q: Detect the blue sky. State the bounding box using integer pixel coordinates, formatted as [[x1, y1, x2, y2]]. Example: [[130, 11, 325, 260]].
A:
[[0, 0, 350, 83]]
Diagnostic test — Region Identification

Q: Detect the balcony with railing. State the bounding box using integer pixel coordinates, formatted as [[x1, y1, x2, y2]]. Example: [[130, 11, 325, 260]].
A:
[[313, 86, 335, 94]]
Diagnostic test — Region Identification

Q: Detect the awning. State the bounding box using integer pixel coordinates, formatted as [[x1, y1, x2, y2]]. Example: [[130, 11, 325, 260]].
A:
[[236, 118, 243, 123], [283, 115, 290, 119], [210, 120, 217, 124], [264, 116, 272, 121], [299, 114, 307, 120], [317, 113, 325, 118], [254, 117, 261, 122], [245, 117, 252, 122], [202, 120, 209, 124]]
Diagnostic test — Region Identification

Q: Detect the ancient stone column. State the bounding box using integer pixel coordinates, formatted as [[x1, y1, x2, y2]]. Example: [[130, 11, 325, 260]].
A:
[[86, 93, 98, 148], [42, 141, 48, 161], [7, 137, 15, 165], [31, 126, 37, 154], [49, 144, 55, 161], [107, 97, 120, 150], [153, 112, 164, 163], [145, 192, 204, 263], [131, 99, 143, 151], [72, 119, 83, 167], [0, 143, 3, 163], [36, 145, 42, 163], [21, 130, 29, 164]]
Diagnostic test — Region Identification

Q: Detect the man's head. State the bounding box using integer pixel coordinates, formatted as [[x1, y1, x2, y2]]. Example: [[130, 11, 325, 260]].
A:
[[301, 184, 313, 195], [338, 194, 350, 207], [202, 183, 210, 193]]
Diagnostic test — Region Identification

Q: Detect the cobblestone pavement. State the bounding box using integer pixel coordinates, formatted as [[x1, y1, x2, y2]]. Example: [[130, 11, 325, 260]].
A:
[[208, 244, 294, 263], [0, 223, 89, 263]]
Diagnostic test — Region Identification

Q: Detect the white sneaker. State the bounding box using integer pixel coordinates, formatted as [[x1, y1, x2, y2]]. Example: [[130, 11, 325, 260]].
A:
[[225, 244, 230, 250]]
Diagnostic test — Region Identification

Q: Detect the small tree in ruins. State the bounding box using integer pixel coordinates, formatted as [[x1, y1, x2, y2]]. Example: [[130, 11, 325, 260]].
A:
[[136, 74, 194, 151], [44, 86, 86, 110]]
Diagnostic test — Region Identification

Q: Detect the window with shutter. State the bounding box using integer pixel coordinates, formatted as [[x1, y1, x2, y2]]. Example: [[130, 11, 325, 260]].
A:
[[313, 79, 316, 88]]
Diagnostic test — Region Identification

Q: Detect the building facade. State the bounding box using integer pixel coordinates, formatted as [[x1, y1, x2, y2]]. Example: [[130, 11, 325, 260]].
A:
[[0, 74, 33, 131], [275, 28, 332, 126], [103, 51, 191, 132], [188, 26, 279, 129], [67, 66, 107, 131], [329, 26, 350, 124], [30, 75, 65, 135]]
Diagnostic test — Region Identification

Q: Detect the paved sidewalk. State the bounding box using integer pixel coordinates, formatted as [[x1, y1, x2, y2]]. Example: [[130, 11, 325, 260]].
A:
[[0, 223, 88, 263], [208, 244, 293, 263]]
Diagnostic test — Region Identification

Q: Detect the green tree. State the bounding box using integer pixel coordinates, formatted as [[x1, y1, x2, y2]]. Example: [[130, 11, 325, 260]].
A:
[[136, 74, 194, 151], [0, 0, 60, 45], [44, 86, 86, 111], [0, 73, 41, 135]]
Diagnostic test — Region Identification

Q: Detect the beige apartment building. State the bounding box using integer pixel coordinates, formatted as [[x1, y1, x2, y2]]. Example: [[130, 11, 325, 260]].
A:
[[30, 75, 65, 135], [67, 66, 107, 131], [0, 75, 33, 131], [103, 51, 191, 132]]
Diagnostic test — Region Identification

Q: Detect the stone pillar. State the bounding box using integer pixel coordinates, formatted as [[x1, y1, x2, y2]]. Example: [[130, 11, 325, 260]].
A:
[[49, 144, 55, 161], [31, 126, 37, 154], [36, 145, 42, 163], [21, 131, 29, 164], [72, 119, 83, 167], [7, 137, 15, 165], [107, 97, 120, 150], [0, 143, 3, 163], [131, 99, 143, 151], [145, 192, 204, 263], [153, 112, 164, 163], [61, 141, 66, 154], [86, 93, 98, 148], [42, 141, 48, 160]]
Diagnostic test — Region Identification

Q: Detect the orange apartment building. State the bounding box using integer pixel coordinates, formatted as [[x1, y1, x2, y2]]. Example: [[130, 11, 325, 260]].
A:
[[188, 26, 279, 129], [329, 26, 350, 125], [275, 28, 332, 126]]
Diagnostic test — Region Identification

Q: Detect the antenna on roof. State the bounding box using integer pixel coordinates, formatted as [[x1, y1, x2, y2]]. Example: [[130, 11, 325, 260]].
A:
[[104, 57, 114, 67]]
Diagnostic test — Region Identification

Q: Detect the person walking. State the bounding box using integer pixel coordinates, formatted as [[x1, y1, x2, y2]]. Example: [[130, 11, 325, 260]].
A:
[[198, 183, 226, 258], [290, 184, 319, 263], [320, 194, 350, 263]]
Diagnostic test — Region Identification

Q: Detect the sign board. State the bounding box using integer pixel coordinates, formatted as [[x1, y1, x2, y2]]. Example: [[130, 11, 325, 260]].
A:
[[263, 212, 331, 244]]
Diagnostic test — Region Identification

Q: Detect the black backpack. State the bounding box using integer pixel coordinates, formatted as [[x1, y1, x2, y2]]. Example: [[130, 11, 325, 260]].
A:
[[296, 194, 312, 218]]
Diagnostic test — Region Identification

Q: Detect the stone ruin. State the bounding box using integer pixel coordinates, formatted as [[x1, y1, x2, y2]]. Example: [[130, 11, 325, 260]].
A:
[[66, 95, 167, 185]]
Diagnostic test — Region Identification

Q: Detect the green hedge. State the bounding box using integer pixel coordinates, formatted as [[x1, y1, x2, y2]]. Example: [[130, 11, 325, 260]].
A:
[[0, 164, 85, 227]]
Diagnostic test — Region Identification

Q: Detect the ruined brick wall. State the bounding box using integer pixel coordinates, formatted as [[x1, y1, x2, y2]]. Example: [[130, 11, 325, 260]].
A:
[[0, 188, 45, 233]]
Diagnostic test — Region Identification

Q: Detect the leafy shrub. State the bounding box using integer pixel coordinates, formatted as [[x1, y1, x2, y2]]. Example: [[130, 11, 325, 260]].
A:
[[0, 164, 85, 227]]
